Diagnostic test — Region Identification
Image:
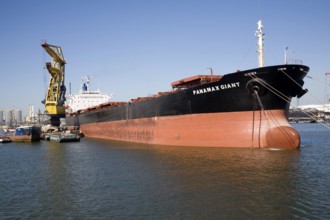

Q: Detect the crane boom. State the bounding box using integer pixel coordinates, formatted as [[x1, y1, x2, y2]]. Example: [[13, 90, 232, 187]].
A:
[[41, 42, 66, 126], [42, 43, 66, 65]]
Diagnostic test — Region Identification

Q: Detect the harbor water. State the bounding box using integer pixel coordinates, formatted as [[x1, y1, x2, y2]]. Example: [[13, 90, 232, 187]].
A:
[[1, 123, 329, 219]]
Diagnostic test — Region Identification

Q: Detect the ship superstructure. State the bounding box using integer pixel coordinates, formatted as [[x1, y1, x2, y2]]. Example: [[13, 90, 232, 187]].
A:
[[65, 75, 113, 113]]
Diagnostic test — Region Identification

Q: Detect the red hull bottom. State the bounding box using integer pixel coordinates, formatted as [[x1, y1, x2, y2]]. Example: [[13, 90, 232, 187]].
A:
[[81, 110, 300, 149]]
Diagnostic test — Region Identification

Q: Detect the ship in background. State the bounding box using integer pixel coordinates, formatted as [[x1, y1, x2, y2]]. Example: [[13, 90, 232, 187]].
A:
[[65, 75, 113, 114], [66, 20, 309, 149]]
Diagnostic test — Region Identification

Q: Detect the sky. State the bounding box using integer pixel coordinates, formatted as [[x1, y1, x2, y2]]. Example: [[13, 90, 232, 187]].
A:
[[1, 0, 330, 116]]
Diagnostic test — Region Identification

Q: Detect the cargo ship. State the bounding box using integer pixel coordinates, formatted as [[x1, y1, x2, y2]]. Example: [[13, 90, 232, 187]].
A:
[[66, 20, 309, 149]]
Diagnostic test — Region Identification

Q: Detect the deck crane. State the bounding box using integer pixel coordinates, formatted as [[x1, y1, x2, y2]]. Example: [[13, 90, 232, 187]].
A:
[[41, 42, 66, 126]]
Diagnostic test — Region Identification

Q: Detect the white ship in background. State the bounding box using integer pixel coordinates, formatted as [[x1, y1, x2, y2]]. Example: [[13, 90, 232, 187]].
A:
[[65, 75, 113, 113]]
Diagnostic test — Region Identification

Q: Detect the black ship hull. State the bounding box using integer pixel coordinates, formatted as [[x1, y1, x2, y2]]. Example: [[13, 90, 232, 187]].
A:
[[66, 64, 309, 149]]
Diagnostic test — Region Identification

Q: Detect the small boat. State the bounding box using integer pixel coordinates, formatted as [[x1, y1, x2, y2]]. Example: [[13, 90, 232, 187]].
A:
[[0, 136, 12, 143], [10, 126, 41, 142], [48, 132, 80, 142]]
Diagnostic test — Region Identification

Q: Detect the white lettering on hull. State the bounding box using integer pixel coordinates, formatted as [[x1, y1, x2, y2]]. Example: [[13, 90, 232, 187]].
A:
[[192, 82, 240, 95]]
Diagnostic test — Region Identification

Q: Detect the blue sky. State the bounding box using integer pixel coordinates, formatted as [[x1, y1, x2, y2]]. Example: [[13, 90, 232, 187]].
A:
[[1, 0, 330, 115]]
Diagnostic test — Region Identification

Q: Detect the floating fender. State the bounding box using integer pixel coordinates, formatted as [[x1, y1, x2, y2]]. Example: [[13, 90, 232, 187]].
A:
[[246, 78, 268, 97]]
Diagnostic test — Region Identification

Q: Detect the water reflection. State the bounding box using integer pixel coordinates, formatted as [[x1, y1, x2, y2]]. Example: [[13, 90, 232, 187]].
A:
[[39, 142, 82, 218], [140, 146, 302, 218]]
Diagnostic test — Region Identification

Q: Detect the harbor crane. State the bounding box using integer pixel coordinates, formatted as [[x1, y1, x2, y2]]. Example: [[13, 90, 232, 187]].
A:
[[41, 42, 66, 126]]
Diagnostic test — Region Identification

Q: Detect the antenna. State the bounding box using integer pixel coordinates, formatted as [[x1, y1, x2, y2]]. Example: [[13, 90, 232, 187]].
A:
[[326, 73, 330, 104], [207, 67, 213, 82], [284, 46, 288, 64], [255, 20, 265, 67]]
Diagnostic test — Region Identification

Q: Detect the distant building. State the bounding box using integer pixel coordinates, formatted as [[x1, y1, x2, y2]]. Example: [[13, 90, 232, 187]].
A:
[[289, 104, 330, 122], [13, 110, 22, 127], [5, 110, 12, 127], [25, 105, 38, 124], [0, 109, 23, 127], [296, 104, 330, 113], [0, 111, 3, 126]]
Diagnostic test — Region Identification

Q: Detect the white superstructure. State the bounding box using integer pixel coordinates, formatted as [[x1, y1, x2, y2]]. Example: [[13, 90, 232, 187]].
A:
[[296, 104, 330, 113], [65, 75, 113, 113]]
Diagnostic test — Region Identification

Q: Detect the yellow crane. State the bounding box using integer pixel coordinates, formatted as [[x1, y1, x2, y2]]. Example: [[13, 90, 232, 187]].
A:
[[41, 42, 66, 126]]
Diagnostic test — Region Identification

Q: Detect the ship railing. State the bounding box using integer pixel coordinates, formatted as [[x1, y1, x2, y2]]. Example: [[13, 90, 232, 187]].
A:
[[287, 59, 303, 65], [74, 101, 129, 114]]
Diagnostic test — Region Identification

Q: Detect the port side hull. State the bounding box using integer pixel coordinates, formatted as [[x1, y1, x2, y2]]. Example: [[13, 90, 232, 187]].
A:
[[80, 109, 300, 149], [68, 64, 308, 149]]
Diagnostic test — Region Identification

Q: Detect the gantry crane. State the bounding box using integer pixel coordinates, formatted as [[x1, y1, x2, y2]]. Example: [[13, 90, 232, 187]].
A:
[[41, 42, 66, 126]]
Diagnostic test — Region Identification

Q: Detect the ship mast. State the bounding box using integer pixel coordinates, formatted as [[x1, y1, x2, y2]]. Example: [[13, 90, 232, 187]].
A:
[[255, 20, 264, 67]]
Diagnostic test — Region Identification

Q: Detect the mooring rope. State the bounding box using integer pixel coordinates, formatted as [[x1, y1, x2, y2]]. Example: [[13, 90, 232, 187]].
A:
[[281, 69, 330, 130], [249, 71, 330, 130], [249, 74, 291, 103], [251, 80, 302, 148]]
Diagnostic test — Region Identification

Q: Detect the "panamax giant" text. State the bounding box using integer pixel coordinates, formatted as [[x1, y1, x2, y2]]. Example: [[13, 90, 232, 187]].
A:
[[192, 82, 240, 95]]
